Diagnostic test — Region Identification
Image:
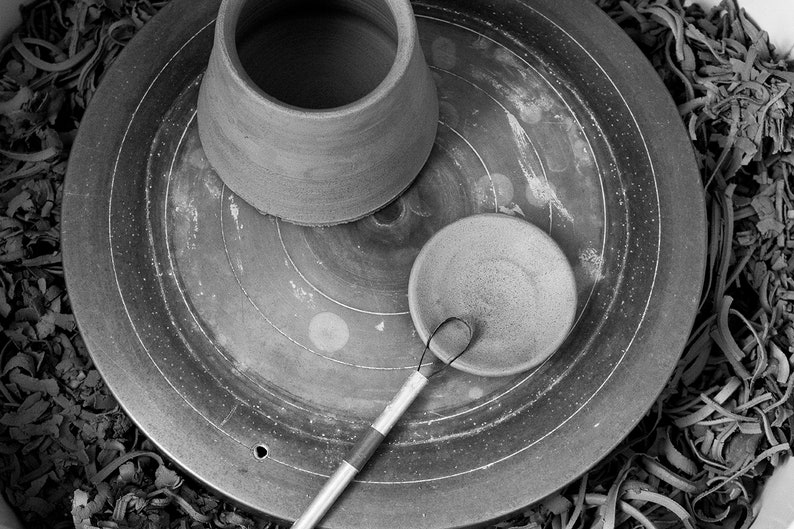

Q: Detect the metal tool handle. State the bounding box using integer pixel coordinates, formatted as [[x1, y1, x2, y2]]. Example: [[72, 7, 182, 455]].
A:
[[292, 370, 430, 529]]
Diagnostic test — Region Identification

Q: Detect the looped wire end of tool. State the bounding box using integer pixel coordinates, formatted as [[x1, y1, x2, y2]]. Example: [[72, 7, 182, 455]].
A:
[[417, 316, 474, 378], [292, 316, 474, 529]]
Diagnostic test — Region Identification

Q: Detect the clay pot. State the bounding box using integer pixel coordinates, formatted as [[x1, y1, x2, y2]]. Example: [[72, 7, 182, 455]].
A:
[[197, 0, 439, 225]]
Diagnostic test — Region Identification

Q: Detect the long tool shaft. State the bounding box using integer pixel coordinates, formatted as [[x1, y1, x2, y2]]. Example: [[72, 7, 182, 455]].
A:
[[292, 370, 430, 529]]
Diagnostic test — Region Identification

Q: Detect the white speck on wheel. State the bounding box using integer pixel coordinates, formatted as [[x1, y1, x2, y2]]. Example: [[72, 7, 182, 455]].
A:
[[309, 312, 350, 352]]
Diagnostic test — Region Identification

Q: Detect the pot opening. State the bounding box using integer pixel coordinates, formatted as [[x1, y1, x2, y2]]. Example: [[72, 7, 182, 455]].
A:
[[235, 0, 399, 110]]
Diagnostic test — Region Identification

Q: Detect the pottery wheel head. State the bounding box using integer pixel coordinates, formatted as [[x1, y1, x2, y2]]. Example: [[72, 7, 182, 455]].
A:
[[408, 213, 577, 377], [61, 0, 705, 523]]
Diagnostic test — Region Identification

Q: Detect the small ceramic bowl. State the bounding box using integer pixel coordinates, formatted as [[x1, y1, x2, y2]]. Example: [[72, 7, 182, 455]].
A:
[[408, 214, 578, 377], [197, 0, 439, 225]]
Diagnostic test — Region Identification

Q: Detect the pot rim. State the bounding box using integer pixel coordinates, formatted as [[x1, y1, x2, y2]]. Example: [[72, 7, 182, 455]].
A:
[[215, 0, 417, 119]]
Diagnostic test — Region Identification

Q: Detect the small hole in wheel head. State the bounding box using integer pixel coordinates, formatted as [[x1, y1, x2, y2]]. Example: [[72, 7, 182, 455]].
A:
[[254, 444, 269, 460]]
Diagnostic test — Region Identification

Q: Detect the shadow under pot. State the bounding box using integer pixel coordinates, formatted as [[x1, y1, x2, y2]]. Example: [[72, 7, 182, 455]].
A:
[[197, 0, 439, 226]]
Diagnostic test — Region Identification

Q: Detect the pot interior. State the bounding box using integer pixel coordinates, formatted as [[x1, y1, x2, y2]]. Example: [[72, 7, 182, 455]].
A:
[[235, 0, 399, 109]]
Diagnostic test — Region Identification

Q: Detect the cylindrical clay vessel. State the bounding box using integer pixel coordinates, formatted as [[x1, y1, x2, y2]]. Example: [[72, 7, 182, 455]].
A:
[[197, 0, 439, 226]]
